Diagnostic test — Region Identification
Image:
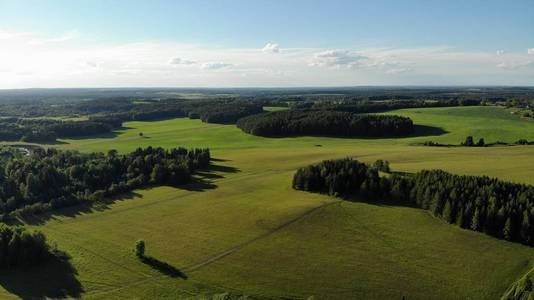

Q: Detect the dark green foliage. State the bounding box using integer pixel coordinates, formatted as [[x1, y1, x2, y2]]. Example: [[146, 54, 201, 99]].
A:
[[313, 99, 481, 113], [0, 118, 122, 143], [237, 110, 414, 137], [135, 240, 145, 258], [0, 146, 210, 218], [461, 136, 487, 147], [462, 136, 475, 146], [294, 158, 534, 246], [96, 99, 263, 125], [0, 224, 51, 268], [372, 160, 391, 173]]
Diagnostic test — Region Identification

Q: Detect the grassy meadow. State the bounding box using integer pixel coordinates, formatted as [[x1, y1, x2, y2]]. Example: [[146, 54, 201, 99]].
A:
[[1, 105, 534, 299]]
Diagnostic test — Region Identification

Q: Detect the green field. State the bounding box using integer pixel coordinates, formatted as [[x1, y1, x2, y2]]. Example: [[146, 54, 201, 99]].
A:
[[2, 106, 534, 299]]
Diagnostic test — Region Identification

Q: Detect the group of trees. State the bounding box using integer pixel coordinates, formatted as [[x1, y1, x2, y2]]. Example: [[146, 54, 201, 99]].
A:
[[236, 110, 414, 137], [85, 99, 264, 125], [313, 99, 481, 114], [293, 158, 534, 246], [0, 118, 122, 143], [0, 224, 51, 268], [0, 146, 210, 219], [0, 98, 265, 143], [462, 136, 486, 147]]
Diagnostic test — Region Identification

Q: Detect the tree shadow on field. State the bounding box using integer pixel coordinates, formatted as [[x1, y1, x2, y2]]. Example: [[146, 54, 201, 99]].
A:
[[15, 159, 240, 226], [15, 191, 143, 226], [410, 124, 448, 138], [62, 126, 134, 142], [0, 252, 83, 300], [179, 160, 240, 192], [140, 256, 187, 279]]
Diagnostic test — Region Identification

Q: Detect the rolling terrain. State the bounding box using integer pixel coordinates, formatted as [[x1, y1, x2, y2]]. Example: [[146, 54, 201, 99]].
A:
[[1, 106, 534, 299]]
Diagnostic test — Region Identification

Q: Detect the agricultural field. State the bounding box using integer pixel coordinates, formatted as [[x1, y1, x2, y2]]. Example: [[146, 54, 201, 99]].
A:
[[1, 105, 534, 299]]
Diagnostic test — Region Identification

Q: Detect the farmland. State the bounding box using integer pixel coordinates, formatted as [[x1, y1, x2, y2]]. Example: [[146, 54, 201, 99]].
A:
[[0, 105, 532, 299]]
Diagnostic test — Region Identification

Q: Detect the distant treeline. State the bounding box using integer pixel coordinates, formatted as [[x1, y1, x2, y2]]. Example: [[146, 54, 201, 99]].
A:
[[313, 99, 481, 113], [0, 224, 51, 268], [0, 99, 264, 142], [293, 158, 534, 246], [422, 137, 534, 148], [236, 109, 414, 137], [0, 97, 263, 124], [98, 99, 263, 124], [0, 146, 210, 219], [0, 118, 122, 143]]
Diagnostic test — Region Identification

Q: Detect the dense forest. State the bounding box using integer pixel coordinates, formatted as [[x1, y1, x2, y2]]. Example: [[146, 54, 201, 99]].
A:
[[293, 158, 534, 246], [0, 224, 51, 268], [0, 146, 210, 219], [97, 99, 263, 124], [0, 118, 122, 143], [236, 109, 414, 137], [0, 99, 264, 143], [312, 99, 481, 113]]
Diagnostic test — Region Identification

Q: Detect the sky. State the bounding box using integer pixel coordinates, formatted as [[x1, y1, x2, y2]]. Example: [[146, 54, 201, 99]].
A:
[[0, 0, 533, 88]]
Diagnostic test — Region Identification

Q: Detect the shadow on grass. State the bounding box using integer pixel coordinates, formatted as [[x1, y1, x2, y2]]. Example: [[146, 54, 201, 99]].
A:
[[63, 126, 133, 141], [410, 124, 448, 138], [0, 252, 83, 300], [15, 159, 240, 226], [140, 256, 187, 279]]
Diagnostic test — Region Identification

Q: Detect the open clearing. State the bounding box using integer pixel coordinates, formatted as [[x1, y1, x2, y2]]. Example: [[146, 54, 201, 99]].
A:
[[1, 106, 534, 299]]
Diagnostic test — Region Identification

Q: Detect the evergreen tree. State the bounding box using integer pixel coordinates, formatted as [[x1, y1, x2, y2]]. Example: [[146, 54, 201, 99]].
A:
[[503, 217, 513, 241], [135, 240, 145, 258], [443, 200, 453, 223]]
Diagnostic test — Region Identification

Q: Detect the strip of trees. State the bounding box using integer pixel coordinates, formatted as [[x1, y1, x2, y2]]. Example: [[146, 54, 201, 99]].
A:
[[88, 99, 264, 125], [293, 158, 534, 246], [0, 224, 51, 268], [0, 146, 210, 219], [236, 109, 414, 137], [313, 99, 481, 113], [0, 99, 264, 143], [0, 118, 123, 143]]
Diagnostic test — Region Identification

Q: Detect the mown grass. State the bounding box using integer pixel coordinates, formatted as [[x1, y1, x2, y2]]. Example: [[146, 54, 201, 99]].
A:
[[1, 106, 534, 299]]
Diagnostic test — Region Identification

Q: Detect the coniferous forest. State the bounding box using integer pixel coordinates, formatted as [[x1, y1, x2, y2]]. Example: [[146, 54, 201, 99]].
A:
[[236, 109, 414, 137], [293, 158, 534, 246], [0, 146, 210, 220]]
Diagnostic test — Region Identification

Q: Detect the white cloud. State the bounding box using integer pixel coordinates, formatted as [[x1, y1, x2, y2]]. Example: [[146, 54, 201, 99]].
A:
[[28, 30, 80, 45], [262, 43, 280, 53], [200, 62, 233, 70], [311, 50, 368, 68], [85, 61, 98, 68], [496, 50, 505, 56], [497, 60, 534, 70], [169, 57, 196, 65], [528, 48, 534, 55], [0, 30, 533, 88]]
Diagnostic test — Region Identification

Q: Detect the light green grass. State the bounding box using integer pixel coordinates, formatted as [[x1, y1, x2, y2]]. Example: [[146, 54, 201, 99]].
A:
[[263, 106, 289, 112], [2, 106, 534, 299]]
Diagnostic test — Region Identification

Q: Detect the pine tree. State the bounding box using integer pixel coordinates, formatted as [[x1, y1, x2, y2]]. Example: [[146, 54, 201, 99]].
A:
[[442, 200, 453, 223], [503, 217, 513, 241], [521, 211, 531, 244], [471, 207, 481, 231]]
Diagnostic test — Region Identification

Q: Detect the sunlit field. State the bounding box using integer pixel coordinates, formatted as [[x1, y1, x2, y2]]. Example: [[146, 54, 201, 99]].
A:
[[2, 106, 534, 299]]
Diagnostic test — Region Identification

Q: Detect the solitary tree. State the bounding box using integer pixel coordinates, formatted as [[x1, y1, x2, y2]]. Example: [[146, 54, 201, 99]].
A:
[[135, 240, 145, 258], [462, 136, 475, 147], [476, 138, 485, 147]]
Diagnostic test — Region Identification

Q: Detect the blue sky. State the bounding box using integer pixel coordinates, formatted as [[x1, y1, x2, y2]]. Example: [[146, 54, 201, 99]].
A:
[[0, 0, 533, 87]]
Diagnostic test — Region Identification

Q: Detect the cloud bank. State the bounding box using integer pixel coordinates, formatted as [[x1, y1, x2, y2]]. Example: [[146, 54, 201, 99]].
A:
[[0, 30, 533, 88]]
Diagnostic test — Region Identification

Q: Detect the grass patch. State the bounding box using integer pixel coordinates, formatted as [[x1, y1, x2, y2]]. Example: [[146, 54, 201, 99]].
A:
[[2, 106, 533, 299]]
